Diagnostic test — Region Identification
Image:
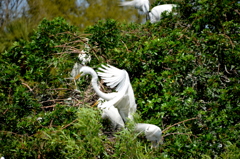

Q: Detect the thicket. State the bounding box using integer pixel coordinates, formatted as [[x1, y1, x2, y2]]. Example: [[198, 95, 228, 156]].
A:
[[1, 0, 240, 158]]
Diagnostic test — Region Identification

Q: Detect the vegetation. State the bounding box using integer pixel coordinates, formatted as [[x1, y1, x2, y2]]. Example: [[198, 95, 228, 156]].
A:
[[1, 0, 240, 158]]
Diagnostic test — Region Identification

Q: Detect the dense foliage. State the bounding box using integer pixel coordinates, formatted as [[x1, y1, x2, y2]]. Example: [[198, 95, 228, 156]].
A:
[[1, 0, 240, 158]]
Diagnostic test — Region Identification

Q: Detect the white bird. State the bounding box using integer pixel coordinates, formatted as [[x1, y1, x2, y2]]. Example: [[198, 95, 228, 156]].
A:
[[78, 38, 91, 65], [78, 53, 91, 65], [70, 62, 82, 91], [97, 98, 125, 130], [120, 0, 150, 14], [135, 123, 163, 148], [120, 0, 177, 23], [77, 64, 136, 122], [97, 64, 136, 122], [148, 4, 177, 23]]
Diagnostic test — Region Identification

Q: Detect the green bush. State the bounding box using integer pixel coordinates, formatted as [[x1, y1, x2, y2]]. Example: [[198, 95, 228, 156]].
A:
[[1, 0, 240, 158]]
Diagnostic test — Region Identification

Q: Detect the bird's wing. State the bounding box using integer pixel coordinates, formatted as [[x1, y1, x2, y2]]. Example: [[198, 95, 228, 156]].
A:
[[97, 64, 127, 91], [120, 0, 149, 14], [120, 0, 137, 7]]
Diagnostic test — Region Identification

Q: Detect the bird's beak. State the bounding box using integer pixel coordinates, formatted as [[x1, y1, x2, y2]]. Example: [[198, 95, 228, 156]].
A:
[[74, 73, 82, 80], [91, 101, 99, 107]]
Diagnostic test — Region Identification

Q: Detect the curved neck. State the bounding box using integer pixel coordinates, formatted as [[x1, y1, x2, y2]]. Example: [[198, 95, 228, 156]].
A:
[[89, 69, 116, 100]]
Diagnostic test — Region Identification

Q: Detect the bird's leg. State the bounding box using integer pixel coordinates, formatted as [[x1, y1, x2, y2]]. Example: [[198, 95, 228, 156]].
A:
[[146, 12, 150, 21]]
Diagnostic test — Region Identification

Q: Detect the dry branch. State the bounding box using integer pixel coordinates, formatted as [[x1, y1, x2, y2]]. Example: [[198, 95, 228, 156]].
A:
[[162, 117, 198, 133]]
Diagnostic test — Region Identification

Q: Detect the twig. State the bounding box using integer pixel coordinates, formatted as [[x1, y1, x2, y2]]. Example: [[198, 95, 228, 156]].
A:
[[46, 88, 71, 91], [234, 9, 240, 15], [224, 65, 232, 74], [3, 108, 9, 115], [121, 40, 129, 52], [61, 119, 78, 130], [40, 99, 68, 104], [40, 105, 57, 109], [0, 130, 24, 137], [162, 117, 198, 133], [22, 82, 33, 92], [163, 132, 198, 138]]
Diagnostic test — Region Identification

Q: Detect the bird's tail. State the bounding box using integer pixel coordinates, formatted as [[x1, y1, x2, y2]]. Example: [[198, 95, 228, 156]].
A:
[[120, 1, 137, 7]]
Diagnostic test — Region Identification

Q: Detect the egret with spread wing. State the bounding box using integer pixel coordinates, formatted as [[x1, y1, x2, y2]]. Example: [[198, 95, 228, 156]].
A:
[[77, 64, 136, 122], [135, 123, 163, 148], [97, 64, 136, 122]]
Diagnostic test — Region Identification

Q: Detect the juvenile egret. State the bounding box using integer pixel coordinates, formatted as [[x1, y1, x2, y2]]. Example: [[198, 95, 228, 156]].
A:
[[97, 98, 125, 130], [77, 64, 136, 122], [135, 123, 163, 148], [78, 38, 91, 65], [69, 38, 90, 90], [148, 4, 177, 23], [78, 53, 91, 65], [120, 0, 149, 14]]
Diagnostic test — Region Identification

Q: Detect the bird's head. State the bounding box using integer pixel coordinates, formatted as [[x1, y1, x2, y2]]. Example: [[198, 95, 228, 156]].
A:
[[145, 124, 163, 148], [74, 66, 93, 80]]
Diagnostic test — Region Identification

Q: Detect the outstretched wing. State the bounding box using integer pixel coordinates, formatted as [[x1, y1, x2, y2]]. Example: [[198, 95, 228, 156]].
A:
[[97, 64, 126, 92]]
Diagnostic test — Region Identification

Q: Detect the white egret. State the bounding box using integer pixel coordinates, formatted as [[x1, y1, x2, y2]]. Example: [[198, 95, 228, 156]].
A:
[[69, 38, 91, 90], [70, 62, 82, 91], [78, 53, 91, 65], [77, 64, 136, 122], [135, 123, 163, 148], [148, 4, 177, 23], [120, 1, 177, 23], [97, 64, 136, 122], [120, 0, 150, 14], [78, 38, 91, 65], [97, 98, 125, 130]]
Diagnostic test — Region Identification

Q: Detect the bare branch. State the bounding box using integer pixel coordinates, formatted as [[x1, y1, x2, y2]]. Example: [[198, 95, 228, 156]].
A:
[[162, 117, 198, 133], [163, 132, 198, 138]]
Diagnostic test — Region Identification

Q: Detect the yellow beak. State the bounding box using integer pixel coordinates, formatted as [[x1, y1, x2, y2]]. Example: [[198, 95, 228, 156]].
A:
[[74, 73, 81, 80], [91, 101, 99, 107]]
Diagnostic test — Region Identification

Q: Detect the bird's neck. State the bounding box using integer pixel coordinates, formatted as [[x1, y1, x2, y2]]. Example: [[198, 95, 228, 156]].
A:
[[90, 71, 116, 101]]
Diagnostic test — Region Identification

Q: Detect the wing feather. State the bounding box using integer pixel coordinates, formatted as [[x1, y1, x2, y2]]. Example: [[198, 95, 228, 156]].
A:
[[97, 64, 126, 91]]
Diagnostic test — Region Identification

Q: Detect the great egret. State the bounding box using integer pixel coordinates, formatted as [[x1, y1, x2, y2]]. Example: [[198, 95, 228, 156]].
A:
[[120, 0, 176, 23], [77, 64, 136, 122], [135, 123, 163, 148], [148, 4, 177, 23], [120, 0, 149, 14], [97, 98, 125, 130], [97, 64, 136, 122]]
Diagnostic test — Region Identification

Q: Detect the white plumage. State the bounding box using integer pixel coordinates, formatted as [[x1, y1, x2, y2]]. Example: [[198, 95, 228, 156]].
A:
[[97, 98, 125, 130], [78, 52, 91, 65], [78, 38, 91, 65], [149, 4, 177, 23], [120, 0, 150, 14], [97, 64, 137, 122], [135, 123, 163, 148], [78, 64, 136, 122], [120, 0, 177, 23]]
